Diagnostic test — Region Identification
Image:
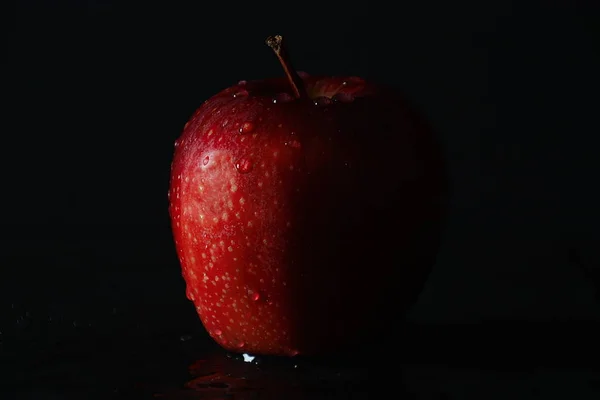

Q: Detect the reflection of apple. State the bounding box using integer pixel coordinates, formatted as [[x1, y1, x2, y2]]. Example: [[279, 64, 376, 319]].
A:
[[169, 35, 447, 357]]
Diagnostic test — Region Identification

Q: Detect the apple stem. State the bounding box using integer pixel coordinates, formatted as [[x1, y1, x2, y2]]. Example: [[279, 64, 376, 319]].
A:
[[266, 35, 307, 99]]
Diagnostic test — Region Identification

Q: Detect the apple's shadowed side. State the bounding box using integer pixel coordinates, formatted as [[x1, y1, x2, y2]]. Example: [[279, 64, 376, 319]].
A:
[[281, 84, 451, 360]]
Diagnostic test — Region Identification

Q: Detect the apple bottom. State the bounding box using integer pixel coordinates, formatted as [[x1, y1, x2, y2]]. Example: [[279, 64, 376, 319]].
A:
[[196, 197, 445, 359], [286, 212, 444, 359]]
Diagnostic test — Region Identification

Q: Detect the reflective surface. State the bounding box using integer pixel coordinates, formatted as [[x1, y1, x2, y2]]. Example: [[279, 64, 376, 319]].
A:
[[4, 316, 600, 399]]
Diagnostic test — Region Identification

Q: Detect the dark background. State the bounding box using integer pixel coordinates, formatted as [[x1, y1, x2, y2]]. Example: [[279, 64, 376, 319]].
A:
[[2, 0, 600, 398]]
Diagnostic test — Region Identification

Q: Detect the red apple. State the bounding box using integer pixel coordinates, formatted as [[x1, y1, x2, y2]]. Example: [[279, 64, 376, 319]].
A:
[[169, 35, 447, 357]]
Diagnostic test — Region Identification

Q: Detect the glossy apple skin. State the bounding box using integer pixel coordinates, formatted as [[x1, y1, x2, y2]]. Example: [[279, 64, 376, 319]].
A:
[[169, 76, 447, 357]]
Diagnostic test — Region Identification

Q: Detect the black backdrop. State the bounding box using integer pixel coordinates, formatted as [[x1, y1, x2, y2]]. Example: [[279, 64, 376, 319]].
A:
[[2, 0, 600, 397]]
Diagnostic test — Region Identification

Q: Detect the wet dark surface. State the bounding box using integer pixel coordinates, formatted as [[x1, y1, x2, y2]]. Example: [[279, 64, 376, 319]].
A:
[[1, 233, 600, 399], [3, 304, 600, 400]]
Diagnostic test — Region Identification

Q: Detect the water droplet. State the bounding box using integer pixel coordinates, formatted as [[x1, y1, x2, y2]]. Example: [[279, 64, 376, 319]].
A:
[[238, 80, 247, 86], [239, 121, 255, 134], [313, 96, 332, 106], [285, 140, 302, 149], [297, 71, 310, 79], [250, 291, 260, 301], [174, 139, 180, 148], [332, 92, 355, 103], [287, 349, 299, 357], [186, 288, 195, 301], [235, 158, 253, 173], [214, 328, 222, 336], [273, 92, 294, 104], [236, 341, 246, 348], [343, 76, 365, 86], [233, 89, 248, 98], [202, 156, 210, 166]]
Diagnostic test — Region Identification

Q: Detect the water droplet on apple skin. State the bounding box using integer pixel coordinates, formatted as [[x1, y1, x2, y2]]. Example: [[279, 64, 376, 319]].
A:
[[235, 158, 253, 174], [285, 140, 302, 149], [332, 92, 355, 103], [249, 291, 260, 301], [273, 92, 294, 104], [214, 328, 223, 336], [287, 349, 299, 357], [202, 156, 210, 166], [233, 89, 248, 98], [343, 76, 365, 86], [186, 286, 195, 301], [313, 96, 332, 106], [239, 121, 255, 134]]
